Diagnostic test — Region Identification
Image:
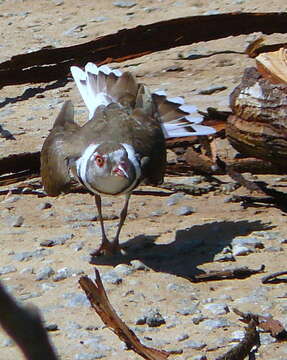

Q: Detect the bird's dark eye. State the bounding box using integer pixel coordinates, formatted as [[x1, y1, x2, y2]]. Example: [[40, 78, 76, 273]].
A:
[[95, 155, 104, 167]]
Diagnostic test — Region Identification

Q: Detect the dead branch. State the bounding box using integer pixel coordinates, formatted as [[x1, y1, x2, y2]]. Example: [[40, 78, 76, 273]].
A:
[[262, 271, 287, 284], [216, 320, 259, 360], [190, 265, 265, 282], [0, 152, 40, 176], [233, 308, 287, 340], [79, 270, 170, 360], [1, 12, 287, 87], [0, 281, 58, 360]]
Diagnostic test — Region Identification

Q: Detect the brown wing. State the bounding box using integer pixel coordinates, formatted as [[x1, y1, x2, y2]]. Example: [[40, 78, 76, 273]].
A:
[[41, 101, 82, 196]]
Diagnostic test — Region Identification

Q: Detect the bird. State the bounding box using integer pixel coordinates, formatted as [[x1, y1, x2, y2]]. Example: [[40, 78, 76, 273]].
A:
[[41, 62, 215, 256]]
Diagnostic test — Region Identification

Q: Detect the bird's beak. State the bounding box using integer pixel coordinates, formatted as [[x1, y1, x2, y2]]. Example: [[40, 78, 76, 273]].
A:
[[112, 163, 129, 178]]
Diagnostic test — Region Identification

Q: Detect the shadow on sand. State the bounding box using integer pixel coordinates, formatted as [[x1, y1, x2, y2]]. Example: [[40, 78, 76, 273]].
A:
[[90, 220, 273, 280]]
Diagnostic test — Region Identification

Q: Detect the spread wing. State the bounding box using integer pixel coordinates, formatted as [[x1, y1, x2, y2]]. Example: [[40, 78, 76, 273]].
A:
[[41, 101, 82, 196]]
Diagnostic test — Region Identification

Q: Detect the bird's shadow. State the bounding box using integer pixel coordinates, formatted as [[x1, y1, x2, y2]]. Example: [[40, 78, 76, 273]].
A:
[[90, 220, 273, 280]]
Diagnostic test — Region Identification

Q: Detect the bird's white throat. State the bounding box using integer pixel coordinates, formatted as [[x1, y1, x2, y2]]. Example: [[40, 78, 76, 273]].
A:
[[75, 143, 141, 195]]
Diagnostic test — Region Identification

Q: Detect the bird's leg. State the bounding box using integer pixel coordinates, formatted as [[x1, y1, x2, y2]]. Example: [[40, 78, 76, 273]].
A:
[[112, 193, 131, 251], [90, 194, 112, 256]]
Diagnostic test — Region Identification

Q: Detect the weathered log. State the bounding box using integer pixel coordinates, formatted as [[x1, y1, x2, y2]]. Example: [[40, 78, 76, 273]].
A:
[[1, 12, 287, 87]]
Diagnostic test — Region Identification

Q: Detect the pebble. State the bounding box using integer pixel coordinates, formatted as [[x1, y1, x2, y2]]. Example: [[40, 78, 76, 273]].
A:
[[0, 265, 17, 275], [36, 202, 52, 210], [45, 323, 59, 331], [101, 270, 122, 285], [176, 303, 200, 316], [166, 193, 185, 206], [201, 318, 232, 330], [89, 16, 109, 23], [40, 233, 74, 247], [5, 215, 24, 227], [232, 245, 254, 256], [53, 267, 84, 282], [231, 236, 264, 249], [74, 353, 105, 360], [183, 340, 206, 350], [176, 333, 189, 342], [63, 24, 87, 37], [130, 259, 149, 271], [203, 303, 229, 315], [35, 266, 55, 281], [13, 249, 52, 262], [63, 293, 90, 307], [113, 1, 137, 8], [150, 209, 167, 217], [136, 309, 166, 327], [230, 330, 245, 342], [198, 85, 227, 95], [114, 264, 134, 276], [2, 196, 21, 204], [175, 206, 195, 216]]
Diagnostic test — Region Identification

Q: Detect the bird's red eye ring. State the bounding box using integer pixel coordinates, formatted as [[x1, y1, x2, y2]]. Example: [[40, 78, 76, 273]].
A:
[[95, 155, 104, 167]]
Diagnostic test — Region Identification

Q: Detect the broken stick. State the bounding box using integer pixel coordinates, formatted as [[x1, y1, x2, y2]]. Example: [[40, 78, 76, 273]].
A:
[[79, 270, 170, 360]]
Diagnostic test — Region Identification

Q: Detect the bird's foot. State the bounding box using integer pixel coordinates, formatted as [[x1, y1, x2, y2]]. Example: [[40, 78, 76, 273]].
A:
[[90, 240, 122, 257]]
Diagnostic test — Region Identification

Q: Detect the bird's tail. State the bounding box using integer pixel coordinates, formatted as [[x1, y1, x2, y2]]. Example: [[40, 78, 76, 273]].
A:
[[70, 63, 216, 138]]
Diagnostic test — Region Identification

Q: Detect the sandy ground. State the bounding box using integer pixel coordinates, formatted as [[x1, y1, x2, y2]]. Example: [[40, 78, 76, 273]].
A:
[[1, 1, 287, 359]]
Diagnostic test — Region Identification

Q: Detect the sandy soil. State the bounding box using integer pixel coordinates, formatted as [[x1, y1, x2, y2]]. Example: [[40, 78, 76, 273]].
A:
[[1, 1, 287, 359]]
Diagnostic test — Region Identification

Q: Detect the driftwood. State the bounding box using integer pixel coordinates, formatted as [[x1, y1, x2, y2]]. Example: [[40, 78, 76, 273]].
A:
[[190, 265, 265, 282], [79, 270, 170, 360], [234, 308, 287, 341], [0, 281, 57, 360], [262, 271, 287, 284], [216, 320, 259, 360], [1, 12, 287, 87]]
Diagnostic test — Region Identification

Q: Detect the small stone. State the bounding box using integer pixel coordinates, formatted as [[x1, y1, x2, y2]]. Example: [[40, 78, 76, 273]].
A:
[[231, 236, 264, 249], [230, 330, 245, 342], [183, 340, 206, 350], [176, 303, 200, 316], [45, 323, 58, 331], [53, 267, 84, 282], [35, 266, 55, 281], [64, 293, 90, 307], [5, 215, 24, 227], [130, 260, 149, 271], [37, 202, 52, 210], [136, 309, 166, 327], [166, 192, 185, 206], [113, 1, 137, 8], [114, 264, 134, 276], [232, 245, 254, 256], [176, 333, 189, 342], [203, 303, 229, 315], [14, 249, 52, 262], [70, 241, 84, 251], [201, 318, 232, 329], [0, 265, 17, 275], [101, 270, 122, 285], [74, 353, 105, 360], [89, 16, 109, 23], [175, 206, 195, 216], [150, 209, 167, 217], [198, 85, 227, 95], [213, 252, 235, 262], [40, 239, 56, 247], [2, 196, 21, 204]]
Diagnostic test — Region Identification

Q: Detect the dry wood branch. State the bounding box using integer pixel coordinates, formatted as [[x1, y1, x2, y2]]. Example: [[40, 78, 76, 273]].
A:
[[233, 308, 287, 340], [262, 271, 287, 284], [0, 281, 58, 360], [216, 320, 259, 360], [190, 265, 265, 282], [79, 270, 170, 360], [1, 12, 287, 87]]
